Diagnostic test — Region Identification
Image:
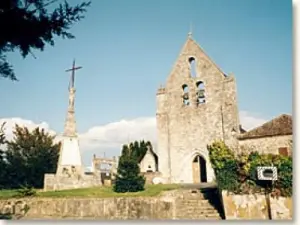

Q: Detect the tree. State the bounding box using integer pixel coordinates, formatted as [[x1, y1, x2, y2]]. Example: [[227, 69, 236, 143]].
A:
[[0, 122, 5, 144], [1, 124, 60, 189], [0, 0, 91, 80], [126, 140, 149, 163], [113, 144, 145, 193], [120, 144, 130, 158], [0, 122, 7, 189], [113, 156, 145, 193]]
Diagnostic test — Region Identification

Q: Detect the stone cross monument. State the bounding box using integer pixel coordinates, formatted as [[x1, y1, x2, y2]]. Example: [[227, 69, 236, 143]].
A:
[[56, 59, 84, 178], [43, 61, 102, 191]]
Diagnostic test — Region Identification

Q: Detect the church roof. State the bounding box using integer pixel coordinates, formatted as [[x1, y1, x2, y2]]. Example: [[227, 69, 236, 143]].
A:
[[238, 114, 293, 140]]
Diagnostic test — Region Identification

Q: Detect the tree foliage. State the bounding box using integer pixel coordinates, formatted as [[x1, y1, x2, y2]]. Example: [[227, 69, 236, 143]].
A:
[[208, 141, 293, 197], [0, 124, 60, 189], [0, 122, 7, 187], [113, 140, 152, 193], [0, 0, 91, 80], [113, 156, 145, 193]]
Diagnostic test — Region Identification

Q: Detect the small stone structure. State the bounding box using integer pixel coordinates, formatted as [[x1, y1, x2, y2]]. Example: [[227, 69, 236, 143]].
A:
[[137, 145, 162, 184], [43, 61, 101, 191], [139, 145, 158, 173], [92, 154, 118, 186]]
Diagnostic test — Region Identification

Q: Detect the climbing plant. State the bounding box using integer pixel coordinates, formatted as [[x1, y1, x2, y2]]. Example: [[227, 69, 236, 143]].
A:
[[207, 141, 292, 197]]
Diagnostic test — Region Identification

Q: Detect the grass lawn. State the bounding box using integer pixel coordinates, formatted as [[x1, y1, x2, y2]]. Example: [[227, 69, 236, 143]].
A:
[[0, 184, 181, 199]]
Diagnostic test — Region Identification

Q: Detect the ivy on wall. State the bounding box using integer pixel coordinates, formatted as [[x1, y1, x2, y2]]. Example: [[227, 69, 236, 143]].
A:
[[207, 141, 292, 197]]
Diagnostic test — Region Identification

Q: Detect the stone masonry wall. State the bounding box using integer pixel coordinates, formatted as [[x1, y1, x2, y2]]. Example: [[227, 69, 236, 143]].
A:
[[238, 135, 292, 155], [270, 196, 293, 219], [156, 36, 239, 183], [221, 191, 292, 220], [44, 174, 102, 191], [0, 190, 291, 220], [141, 172, 162, 185], [0, 197, 173, 220], [0, 190, 222, 220]]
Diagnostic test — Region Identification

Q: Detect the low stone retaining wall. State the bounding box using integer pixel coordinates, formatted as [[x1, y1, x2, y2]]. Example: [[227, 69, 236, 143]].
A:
[[0, 197, 174, 220], [0, 189, 223, 220], [270, 196, 293, 220], [221, 191, 292, 220]]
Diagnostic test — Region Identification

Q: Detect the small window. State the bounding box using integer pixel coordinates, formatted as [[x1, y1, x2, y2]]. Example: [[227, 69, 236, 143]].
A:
[[189, 57, 197, 77], [196, 81, 205, 104], [182, 84, 190, 106], [278, 147, 288, 156]]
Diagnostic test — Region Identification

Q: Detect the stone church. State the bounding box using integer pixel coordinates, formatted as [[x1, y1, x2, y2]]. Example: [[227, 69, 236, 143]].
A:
[[155, 32, 240, 184], [44, 33, 292, 190], [153, 33, 292, 184]]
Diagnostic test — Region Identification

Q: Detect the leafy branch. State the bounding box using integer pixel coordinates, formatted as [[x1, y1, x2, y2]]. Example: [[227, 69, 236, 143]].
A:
[[0, 0, 91, 80]]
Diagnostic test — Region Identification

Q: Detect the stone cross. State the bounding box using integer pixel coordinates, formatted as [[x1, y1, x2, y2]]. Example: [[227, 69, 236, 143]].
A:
[[63, 59, 82, 137], [65, 59, 82, 90]]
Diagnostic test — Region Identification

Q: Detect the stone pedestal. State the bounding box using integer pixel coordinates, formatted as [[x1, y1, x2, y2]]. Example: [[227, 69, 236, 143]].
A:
[[56, 136, 84, 177], [43, 173, 102, 191], [43, 136, 103, 191]]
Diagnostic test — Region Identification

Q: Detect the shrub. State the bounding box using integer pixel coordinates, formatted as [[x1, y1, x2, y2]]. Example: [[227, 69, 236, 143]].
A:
[[208, 141, 235, 170], [208, 141, 240, 193], [214, 159, 240, 192], [16, 186, 37, 197], [208, 141, 293, 197], [113, 156, 145, 193], [273, 155, 292, 197]]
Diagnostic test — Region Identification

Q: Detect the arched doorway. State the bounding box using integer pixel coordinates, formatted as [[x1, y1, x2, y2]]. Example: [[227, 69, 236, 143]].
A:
[[192, 155, 207, 183]]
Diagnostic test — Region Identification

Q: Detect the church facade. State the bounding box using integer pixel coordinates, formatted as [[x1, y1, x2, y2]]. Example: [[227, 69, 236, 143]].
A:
[[155, 33, 240, 184]]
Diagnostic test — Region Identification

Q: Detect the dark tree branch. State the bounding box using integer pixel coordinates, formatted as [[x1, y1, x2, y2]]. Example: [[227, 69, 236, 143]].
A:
[[0, 0, 91, 80]]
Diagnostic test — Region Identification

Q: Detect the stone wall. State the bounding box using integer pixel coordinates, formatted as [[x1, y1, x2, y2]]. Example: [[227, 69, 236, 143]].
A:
[[43, 174, 102, 191], [0, 197, 174, 220], [221, 191, 292, 220], [238, 135, 292, 155], [141, 172, 162, 185], [0, 189, 223, 220], [270, 196, 293, 219]]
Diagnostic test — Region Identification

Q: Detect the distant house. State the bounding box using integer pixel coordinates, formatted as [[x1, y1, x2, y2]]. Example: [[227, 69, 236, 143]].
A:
[[237, 114, 293, 156], [139, 145, 159, 173]]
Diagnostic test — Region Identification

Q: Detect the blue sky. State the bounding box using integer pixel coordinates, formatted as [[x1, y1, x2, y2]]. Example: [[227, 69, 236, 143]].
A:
[[0, 0, 293, 165]]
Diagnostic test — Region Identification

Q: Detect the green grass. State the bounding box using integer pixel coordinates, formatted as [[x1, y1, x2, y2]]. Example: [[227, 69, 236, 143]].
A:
[[0, 184, 180, 199]]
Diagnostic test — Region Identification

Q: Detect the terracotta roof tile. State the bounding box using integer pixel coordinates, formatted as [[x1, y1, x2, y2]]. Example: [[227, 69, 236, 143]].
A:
[[238, 114, 292, 140]]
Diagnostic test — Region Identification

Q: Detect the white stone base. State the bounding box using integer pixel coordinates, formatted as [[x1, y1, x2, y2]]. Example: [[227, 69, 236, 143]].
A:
[[59, 136, 83, 166]]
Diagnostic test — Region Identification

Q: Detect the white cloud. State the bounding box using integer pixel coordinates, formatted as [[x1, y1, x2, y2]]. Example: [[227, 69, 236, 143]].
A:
[[239, 111, 267, 131], [79, 117, 157, 150], [0, 111, 268, 165], [0, 117, 56, 141]]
